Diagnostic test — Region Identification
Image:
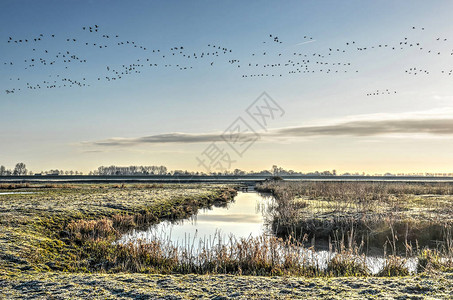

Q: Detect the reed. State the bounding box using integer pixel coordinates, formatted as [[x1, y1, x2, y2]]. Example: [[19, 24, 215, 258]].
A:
[[377, 255, 409, 277], [79, 233, 325, 276], [66, 218, 118, 241], [258, 181, 453, 253]]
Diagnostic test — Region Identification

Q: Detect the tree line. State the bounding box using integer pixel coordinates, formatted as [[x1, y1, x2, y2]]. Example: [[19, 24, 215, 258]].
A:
[[0, 163, 28, 176], [0, 163, 84, 176], [92, 165, 168, 176], [2, 163, 445, 177], [0, 163, 336, 177]]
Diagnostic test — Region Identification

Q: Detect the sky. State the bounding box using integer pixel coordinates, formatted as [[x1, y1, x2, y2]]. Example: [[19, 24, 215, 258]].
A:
[[1, 0, 453, 174]]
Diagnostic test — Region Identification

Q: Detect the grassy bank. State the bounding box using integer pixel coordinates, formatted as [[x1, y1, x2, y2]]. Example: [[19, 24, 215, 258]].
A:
[[0, 183, 237, 274]]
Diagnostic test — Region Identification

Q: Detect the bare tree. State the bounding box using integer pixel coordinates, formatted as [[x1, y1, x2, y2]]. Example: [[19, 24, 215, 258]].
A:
[[13, 163, 27, 176]]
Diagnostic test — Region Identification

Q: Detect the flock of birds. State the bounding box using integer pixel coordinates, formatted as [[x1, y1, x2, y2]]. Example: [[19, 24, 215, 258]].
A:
[[366, 89, 397, 97], [2, 25, 453, 95]]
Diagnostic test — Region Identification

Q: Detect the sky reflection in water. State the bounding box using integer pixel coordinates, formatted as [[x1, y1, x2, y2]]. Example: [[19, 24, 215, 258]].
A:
[[121, 192, 274, 245]]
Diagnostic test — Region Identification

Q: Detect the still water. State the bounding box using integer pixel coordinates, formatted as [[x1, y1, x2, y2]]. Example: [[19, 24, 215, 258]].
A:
[[0, 192, 36, 195], [119, 191, 417, 274], [119, 192, 274, 245]]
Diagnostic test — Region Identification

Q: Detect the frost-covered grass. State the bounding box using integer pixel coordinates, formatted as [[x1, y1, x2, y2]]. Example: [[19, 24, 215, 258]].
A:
[[0, 183, 237, 274], [2, 271, 453, 299], [1, 182, 453, 299]]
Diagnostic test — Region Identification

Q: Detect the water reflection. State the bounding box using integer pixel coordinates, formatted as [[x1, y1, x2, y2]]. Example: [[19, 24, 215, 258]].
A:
[[120, 192, 274, 245], [118, 191, 419, 274], [0, 192, 36, 195]]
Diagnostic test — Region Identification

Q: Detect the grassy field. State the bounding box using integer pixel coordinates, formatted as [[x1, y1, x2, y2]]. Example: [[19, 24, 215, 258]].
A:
[[1, 182, 453, 299], [0, 183, 237, 275], [2, 271, 453, 299]]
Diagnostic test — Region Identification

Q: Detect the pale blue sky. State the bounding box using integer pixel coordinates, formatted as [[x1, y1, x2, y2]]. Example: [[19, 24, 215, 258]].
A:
[[1, 1, 453, 173]]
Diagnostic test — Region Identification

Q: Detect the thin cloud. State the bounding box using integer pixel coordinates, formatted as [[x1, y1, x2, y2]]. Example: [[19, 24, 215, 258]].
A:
[[84, 115, 453, 147], [273, 118, 453, 137], [89, 132, 226, 146], [295, 40, 316, 46]]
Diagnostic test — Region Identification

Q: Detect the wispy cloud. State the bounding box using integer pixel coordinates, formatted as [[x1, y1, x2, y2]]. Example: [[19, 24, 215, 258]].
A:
[[295, 40, 316, 46], [83, 109, 453, 147], [82, 150, 104, 153], [274, 118, 453, 137], [87, 133, 226, 146]]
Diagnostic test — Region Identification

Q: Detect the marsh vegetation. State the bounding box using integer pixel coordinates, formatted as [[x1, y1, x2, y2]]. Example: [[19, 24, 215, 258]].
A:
[[256, 181, 453, 273], [2, 181, 453, 298]]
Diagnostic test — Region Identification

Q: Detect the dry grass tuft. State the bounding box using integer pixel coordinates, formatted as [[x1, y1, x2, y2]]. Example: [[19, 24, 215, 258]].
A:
[[67, 218, 118, 241]]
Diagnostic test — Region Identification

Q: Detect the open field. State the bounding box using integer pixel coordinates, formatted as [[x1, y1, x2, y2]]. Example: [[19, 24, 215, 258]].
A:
[[2, 271, 453, 299], [1, 182, 453, 299]]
